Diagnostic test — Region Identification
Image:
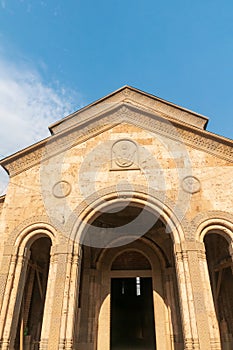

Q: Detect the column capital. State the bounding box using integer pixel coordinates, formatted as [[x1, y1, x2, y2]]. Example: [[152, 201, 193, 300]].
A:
[[174, 241, 205, 253]]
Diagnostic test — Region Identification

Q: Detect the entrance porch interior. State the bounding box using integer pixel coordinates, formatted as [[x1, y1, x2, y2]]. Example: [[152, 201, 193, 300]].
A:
[[75, 202, 184, 350], [111, 277, 156, 350]]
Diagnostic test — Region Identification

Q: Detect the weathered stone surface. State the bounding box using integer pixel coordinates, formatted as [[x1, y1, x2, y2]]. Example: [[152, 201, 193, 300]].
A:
[[0, 86, 232, 349]]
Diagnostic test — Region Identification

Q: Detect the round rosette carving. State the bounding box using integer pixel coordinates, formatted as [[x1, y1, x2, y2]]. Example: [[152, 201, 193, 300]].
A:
[[182, 176, 201, 194], [52, 180, 72, 198]]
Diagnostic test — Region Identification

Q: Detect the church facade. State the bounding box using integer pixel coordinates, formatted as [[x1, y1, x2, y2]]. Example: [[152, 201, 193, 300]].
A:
[[0, 86, 232, 350]]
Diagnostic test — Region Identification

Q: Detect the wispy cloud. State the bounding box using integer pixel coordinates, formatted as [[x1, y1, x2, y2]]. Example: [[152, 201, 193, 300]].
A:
[[0, 0, 6, 9], [0, 57, 82, 195]]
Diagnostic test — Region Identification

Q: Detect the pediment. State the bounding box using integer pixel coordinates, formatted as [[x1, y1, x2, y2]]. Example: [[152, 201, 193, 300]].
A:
[[49, 85, 208, 134], [1, 87, 233, 177]]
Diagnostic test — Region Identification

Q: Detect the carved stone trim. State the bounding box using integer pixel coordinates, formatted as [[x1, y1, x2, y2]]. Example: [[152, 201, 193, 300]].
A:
[[52, 181, 72, 198], [7, 216, 65, 246], [190, 210, 233, 239], [1, 104, 233, 177], [64, 184, 190, 244], [182, 176, 201, 194], [111, 139, 139, 170], [50, 86, 208, 134]]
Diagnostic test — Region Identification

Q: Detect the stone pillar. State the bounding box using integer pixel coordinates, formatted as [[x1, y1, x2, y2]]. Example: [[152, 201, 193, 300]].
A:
[[64, 244, 81, 350], [180, 241, 221, 350], [198, 243, 221, 349], [87, 269, 97, 346], [46, 244, 70, 350], [0, 249, 17, 341], [0, 247, 17, 316], [164, 267, 183, 348], [39, 248, 58, 350], [174, 243, 199, 349], [164, 268, 175, 349], [58, 247, 74, 350], [0, 249, 30, 350]]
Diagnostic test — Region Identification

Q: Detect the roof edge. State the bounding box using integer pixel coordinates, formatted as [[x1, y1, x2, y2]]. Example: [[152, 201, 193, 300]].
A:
[[0, 194, 6, 203], [49, 85, 209, 134]]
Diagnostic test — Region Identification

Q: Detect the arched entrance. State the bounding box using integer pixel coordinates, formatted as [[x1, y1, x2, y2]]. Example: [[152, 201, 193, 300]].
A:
[[14, 237, 52, 350], [110, 251, 156, 350], [75, 201, 184, 350], [204, 233, 233, 349]]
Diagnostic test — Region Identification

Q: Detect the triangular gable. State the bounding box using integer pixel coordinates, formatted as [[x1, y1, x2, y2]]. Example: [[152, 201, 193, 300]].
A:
[[49, 85, 209, 135], [1, 87, 233, 177]]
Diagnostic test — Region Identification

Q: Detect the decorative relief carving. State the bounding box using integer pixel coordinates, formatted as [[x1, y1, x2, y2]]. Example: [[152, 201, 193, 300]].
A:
[[189, 210, 233, 239], [182, 176, 201, 194], [111, 139, 139, 170], [121, 108, 233, 161], [52, 181, 72, 198], [7, 215, 66, 245], [3, 104, 233, 177]]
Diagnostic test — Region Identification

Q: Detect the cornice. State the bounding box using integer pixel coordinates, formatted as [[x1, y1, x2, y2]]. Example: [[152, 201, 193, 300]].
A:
[[50, 86, 208, 134], [0, 104, 233, 177]]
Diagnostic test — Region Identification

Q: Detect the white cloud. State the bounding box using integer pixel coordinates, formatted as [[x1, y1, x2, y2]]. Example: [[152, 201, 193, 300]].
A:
[[0, 0, 6, 9], [0, 57, 81, 195]]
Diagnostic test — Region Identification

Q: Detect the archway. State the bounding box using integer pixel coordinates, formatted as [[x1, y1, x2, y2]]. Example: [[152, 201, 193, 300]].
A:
[[110, 251, 155, 350], [204, 233, 233, 349], [14, 237, 52, 350], [75, 201, 184, 350]]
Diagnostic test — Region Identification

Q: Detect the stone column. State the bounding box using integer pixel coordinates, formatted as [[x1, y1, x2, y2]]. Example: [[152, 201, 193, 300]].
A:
[[181, 241, 221, 350], [1, 249, 30, 350], [46, 244, 70, 350], [164, 268, 175, 350], [0, 248, 17, 342], [64, 244, 81, 350], [87, 269, 97, 347], [165, 267, 183, 348], [198, 243, 221, 349], [58, 247, 74, 350], [39, 248, 58, 350], [174, 243, 199, 349]]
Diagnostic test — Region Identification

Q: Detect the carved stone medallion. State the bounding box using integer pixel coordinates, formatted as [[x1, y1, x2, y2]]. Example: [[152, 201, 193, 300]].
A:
[[182, 176, 201, 194], [52, 180, 72, 198], [111, 139, 139, 170]]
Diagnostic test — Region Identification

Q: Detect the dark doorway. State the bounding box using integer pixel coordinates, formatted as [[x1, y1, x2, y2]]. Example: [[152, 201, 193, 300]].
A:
[[110, 277, 156, 350], [14, 237, 51, 350]]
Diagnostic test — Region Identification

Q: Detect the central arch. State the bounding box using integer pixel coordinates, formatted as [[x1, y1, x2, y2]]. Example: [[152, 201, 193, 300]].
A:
[[71, 190, 185, 246], [96, 238, 170, 350], [72, 192, 188, 350]]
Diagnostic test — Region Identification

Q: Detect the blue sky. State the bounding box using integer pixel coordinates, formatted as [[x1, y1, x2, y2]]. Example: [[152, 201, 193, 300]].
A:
[[0, 0, 233, 193]]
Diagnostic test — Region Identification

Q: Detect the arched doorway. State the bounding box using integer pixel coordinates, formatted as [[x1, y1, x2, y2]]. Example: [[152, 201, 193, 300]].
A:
[[110, 250, 155, 350], [14, 237, 52, 350], [75, 202, 184, 350], [204, 233, 233, 349]]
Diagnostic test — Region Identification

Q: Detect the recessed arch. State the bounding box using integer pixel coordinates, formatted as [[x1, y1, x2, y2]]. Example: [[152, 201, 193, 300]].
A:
[[97, 237, 166, 273], [70, 189, 186, 247], [2, 225, 56, 350], [75, 197, 185, 350], [195, 219, 233, 256], [111, 249, 152, 270], [14, 236, 52, 349], [203, 232, 233, 349], [193, 215, 233, 244], [14, 222, 57, 254]]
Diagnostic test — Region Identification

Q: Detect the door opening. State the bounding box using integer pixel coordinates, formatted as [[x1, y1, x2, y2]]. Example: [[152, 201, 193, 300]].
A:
[[110, 277, 156, 350]]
